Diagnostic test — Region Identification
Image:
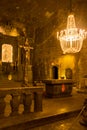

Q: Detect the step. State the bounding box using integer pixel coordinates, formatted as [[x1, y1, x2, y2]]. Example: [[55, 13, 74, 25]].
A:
[[0, 109, 81, 130]]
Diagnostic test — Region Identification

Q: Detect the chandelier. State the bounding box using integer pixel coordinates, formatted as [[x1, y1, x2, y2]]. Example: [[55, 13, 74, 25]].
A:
[[57, 14, 87, 54]]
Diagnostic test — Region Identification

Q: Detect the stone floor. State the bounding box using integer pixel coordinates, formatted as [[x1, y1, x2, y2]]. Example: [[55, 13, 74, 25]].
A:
[[0, 87, 87, 130], [30, 116, 87, 130]]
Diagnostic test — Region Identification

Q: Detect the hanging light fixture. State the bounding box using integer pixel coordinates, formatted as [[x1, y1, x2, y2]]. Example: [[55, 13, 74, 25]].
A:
[[57, 0, 87, 54]]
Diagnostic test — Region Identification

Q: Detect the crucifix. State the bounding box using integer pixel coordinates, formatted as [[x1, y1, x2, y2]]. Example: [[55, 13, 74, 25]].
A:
[[19, 38, 33, 86]]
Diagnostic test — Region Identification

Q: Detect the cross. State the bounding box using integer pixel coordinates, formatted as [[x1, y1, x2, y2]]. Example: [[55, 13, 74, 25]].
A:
[[19, 38, 33, 64], [19, 38, 33, 86], [19, 38, 33, 51]]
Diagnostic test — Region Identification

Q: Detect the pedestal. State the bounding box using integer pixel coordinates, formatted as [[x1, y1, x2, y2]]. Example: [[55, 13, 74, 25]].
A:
[[27, 65, 33, 85]]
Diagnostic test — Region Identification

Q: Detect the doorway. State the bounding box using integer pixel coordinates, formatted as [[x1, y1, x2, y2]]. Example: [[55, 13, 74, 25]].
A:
[[52, 66, 58, 79]]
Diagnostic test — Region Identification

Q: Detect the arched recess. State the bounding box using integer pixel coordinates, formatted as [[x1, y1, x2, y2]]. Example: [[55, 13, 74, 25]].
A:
[[52, 66, 58, 79], [2, 44, 13, 63]]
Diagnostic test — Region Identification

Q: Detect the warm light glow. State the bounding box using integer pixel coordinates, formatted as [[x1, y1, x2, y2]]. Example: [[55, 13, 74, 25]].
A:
[[2, 44, 13, 62], [9, 28, 19, 37], [57, 14, 87, 54], [0, 26, 6, 35], [62, 84, 66, 92], [59, 55, 75, 79], [8, 74, 12, 80], [0, 26, 19, 37]]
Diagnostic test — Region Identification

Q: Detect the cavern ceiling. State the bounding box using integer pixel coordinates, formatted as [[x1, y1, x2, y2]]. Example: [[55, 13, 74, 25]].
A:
[[0, 0, 87, 36]]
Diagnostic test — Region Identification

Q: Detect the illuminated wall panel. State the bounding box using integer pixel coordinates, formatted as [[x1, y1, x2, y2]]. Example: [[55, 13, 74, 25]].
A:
[[2, 44, 13, 62]]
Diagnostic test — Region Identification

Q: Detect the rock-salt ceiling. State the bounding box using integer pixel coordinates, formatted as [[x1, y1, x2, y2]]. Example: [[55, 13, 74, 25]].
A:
[[0, 0, 87, 37]]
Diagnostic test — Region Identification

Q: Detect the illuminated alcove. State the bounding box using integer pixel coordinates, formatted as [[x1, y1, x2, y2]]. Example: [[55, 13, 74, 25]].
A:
[[2, 44, 13, 63]]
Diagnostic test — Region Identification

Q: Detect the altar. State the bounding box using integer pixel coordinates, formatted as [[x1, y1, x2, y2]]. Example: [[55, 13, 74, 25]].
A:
[[43, 79, 74, 98]]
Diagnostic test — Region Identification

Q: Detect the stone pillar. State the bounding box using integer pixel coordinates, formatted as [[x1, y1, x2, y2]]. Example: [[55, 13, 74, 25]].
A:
[[11, 93, 20, 115], [27, 65, 33, 85], [23, 92, 32, 113], [17, 47, 23, 81], [34, 92, 43, 112], [0, 95, 5, 117]]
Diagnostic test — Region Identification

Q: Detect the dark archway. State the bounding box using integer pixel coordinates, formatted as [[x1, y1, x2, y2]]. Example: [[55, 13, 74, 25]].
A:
[[52, 66, 58, 79]]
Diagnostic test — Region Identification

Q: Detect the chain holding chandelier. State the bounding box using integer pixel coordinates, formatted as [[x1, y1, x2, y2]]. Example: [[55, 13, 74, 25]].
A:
[[57, 0, 87, 54]]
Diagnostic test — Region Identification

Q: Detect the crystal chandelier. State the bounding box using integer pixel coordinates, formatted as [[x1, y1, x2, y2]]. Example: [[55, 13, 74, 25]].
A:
[[57, 14, 87, 54]]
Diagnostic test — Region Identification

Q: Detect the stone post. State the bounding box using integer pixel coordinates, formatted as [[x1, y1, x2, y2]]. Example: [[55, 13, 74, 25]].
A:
[[23, 92, 32, 113], [11, 93, 20, 115], [0, 95, 5, 117], [34, 92, 43, 112]]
